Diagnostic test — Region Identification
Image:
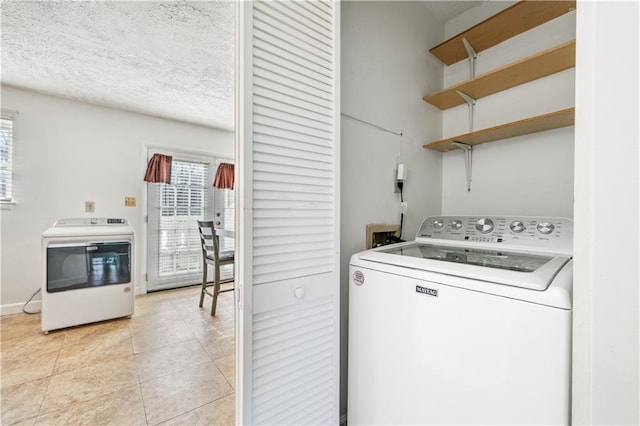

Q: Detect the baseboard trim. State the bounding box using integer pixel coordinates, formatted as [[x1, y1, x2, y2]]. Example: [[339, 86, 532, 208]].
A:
[[1, 300, 41, 316]]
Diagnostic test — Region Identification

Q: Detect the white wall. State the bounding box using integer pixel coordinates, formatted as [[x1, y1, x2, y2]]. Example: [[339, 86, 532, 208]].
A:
[[340, 0, 444, 416], [573, 2, 639, 424], [0, 85, 234, 314], [441, 3, 576, 218]]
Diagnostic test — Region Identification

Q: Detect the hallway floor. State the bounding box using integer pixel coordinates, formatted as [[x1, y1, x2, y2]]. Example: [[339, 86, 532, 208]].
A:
[[1, 286, 235, 425]]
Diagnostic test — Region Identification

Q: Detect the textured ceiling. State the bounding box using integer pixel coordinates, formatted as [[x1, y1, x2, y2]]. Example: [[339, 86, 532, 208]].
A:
[[1, 1, 235, 130], [1, 1, 479, 132]]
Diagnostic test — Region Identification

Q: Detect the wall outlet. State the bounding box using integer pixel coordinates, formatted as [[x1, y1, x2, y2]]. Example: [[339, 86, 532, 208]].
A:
[[397, 163, 406, 181], [125, 196, 136, 207], [393, 165, 407, 193], [85, 201, 95, 213]]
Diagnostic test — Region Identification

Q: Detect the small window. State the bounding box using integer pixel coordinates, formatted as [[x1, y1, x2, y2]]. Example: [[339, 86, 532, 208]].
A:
[[0, 115, 14, 203]]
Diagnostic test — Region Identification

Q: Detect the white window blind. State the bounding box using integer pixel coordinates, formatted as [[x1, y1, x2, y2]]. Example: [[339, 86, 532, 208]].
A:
[[0, 117, 14, 202], [157, 159, 208, 278]]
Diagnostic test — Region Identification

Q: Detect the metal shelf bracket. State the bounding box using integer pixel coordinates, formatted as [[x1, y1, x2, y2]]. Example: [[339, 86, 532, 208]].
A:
[[452, 142, 473, 192], [456, 90, 477, 133], [461, 37, 478, 78]]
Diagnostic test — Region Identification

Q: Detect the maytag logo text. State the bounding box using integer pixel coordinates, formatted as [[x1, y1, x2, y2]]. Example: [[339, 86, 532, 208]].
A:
[[416, 285, 438, 297]]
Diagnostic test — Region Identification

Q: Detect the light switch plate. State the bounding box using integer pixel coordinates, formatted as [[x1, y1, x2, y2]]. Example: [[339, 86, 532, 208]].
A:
[[125, 197, 136, 207], [85, 201, 95, 213]]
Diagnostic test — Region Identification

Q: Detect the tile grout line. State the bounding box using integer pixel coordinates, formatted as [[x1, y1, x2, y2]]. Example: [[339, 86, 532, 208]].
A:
[[155, 393, 233, 426], [37, 322, 138, 418], [139, 288, 206, 425], [34, 334, 63, 420], [130, 306, 151, 426]]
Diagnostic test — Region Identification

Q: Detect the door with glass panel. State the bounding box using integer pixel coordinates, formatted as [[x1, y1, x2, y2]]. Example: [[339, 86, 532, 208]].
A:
[[213, 159, 235, 281], [146, 151, 216, 292]]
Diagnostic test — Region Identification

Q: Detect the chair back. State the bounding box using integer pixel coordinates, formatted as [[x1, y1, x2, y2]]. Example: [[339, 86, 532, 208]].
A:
[[197, 220, 220, 262]]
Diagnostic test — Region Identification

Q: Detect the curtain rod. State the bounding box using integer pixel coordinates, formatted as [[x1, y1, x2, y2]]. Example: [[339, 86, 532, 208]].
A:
[[341, 113, 403, 137]]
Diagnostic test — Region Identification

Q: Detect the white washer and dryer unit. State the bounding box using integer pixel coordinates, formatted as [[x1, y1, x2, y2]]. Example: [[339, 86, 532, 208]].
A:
[[348, 215, 573, 425], [41, 218, 135, 333]]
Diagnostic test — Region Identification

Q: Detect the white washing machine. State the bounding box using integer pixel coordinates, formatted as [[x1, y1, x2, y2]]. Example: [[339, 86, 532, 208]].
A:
[[41, 218, 135, 333], [348, 216, 573, 425]]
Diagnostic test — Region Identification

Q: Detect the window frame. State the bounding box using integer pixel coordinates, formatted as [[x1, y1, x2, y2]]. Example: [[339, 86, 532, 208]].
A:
[[0, 112, 16, 208]]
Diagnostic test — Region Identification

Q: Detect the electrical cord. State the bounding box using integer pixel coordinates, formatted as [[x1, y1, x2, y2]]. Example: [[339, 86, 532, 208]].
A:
[[22, 288, 41, 314], [398, 181, 404, 239]]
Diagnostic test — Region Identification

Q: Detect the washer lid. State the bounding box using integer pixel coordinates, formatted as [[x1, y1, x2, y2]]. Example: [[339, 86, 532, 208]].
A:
[[359, 242, 571, 291]]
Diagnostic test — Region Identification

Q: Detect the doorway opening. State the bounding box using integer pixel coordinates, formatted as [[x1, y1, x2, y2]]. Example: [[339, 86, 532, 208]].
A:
[[146, 150, 233, 292]]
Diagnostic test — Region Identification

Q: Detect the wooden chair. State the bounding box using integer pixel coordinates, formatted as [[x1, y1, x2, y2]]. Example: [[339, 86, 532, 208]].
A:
[[196, 220, 235, 315]]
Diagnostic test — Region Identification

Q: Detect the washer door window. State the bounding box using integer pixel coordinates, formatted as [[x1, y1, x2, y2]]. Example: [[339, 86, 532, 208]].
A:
[[363, 242, 571, 290], [389, 243, 552, 272], [47, 242, 131, 292]]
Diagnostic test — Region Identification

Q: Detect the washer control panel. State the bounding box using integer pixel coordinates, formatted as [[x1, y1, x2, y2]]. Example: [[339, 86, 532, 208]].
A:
[[417, 216, 573, 251], [54, 218, 129, 227]]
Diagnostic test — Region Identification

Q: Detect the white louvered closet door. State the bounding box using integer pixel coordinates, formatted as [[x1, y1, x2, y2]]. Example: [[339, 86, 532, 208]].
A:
[[236, 1, 340, 424]]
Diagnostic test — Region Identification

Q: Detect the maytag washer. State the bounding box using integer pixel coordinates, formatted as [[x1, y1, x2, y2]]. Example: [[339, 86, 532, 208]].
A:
[[41, 218, 135, 333], [348, 216, 573, 425]]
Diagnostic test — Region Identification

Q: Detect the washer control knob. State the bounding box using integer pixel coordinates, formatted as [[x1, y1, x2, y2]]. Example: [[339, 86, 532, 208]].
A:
[[432, 219, 445, 230], [475, 218, 494, 234], [450, 220, 463, 231], [537, 222, 555, 235], [510, 221, 525, 233]]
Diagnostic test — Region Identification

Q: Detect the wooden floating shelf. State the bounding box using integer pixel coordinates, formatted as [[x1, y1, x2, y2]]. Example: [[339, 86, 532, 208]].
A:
[[430, 1, 576, 66], [423, 107, 575, 152], [424, 40, 576, 110]]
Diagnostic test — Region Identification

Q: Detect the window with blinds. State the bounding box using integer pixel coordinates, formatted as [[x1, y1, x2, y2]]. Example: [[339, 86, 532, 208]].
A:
[[0, 117, 14, 202], [157, 159, 208, 278]]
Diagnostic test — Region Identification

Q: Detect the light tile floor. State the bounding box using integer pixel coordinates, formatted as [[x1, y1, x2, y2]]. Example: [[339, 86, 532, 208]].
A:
[[0, 286, 235, 425]]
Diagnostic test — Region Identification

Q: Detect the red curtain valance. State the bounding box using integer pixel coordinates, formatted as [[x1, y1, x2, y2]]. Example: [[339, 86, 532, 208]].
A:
[[214, 162, 235, 189], [144, 154, 172, 184]]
